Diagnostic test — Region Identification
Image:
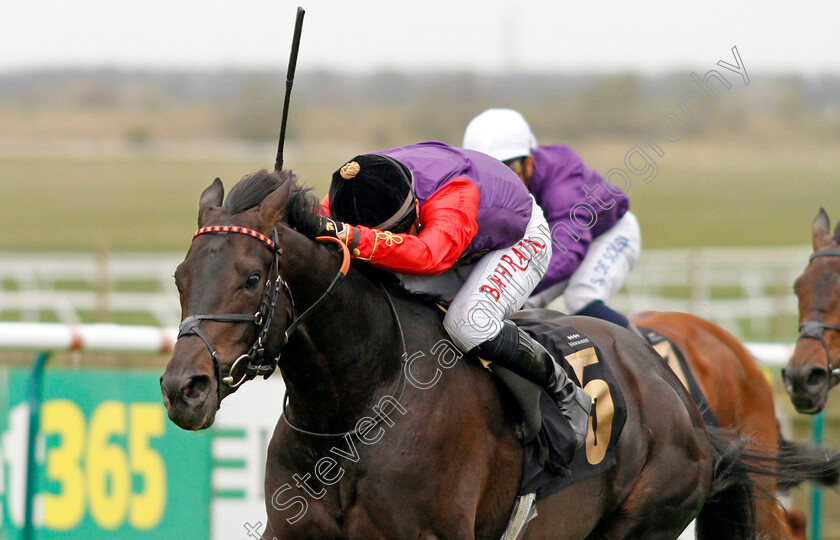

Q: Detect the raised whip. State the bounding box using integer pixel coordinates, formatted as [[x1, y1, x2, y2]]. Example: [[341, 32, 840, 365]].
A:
[[275, 6, 305, 171]]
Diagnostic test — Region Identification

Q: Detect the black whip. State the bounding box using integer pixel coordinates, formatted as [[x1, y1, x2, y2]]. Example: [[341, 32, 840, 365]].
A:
[[275, 6, 305, 171]]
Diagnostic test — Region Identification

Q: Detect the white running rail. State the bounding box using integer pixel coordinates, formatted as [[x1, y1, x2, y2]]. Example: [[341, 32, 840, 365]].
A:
[[0, 251, 184, 327], [0, 246, 812, 340], [0, 322, 794, 367]]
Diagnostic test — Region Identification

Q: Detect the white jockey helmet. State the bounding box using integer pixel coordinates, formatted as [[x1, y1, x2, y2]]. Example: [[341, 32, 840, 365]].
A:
[[462, 108, 538, 162]]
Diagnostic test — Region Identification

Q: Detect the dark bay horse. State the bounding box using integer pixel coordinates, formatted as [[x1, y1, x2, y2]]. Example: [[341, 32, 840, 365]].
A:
[[633, 311, 840, 540], [784, 208, 840, 414], [161, 170, 759, 539]]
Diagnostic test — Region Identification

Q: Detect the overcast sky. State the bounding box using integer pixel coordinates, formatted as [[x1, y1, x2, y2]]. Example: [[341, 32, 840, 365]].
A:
[[0, 0, 837, 75]]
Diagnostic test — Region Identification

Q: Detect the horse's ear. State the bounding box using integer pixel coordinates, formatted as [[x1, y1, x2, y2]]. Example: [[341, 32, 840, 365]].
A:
[[833, 215, 840, 245], [198, 178, 224, 227], [258, 180, 293, 227], [812, 207, 832, 250]]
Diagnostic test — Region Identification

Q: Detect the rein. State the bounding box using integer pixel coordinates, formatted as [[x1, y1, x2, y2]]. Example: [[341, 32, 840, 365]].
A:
[[797, 248, 840, 382], [176, 225, 350, 407], [281, 281, 410, 438]]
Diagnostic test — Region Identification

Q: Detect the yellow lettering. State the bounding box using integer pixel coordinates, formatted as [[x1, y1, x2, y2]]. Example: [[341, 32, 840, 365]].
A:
[[87, 401, 130, 529], [584, 379, 615, 465], [129, 404, 167, 528], [565, 347, 598, 385], [564, 347, 616, 465], [42, 400, 86, 530]]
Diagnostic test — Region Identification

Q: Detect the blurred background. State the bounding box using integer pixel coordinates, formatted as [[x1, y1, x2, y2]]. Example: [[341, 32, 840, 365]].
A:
[[0, 1, 838, 539]]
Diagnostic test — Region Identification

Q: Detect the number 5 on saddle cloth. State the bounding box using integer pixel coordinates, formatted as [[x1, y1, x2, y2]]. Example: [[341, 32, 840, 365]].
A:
[[487, 318, 628, 500]]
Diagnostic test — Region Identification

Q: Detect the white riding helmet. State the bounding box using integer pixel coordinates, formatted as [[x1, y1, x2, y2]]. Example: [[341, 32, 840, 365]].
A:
[[462, 108, 538, 162]]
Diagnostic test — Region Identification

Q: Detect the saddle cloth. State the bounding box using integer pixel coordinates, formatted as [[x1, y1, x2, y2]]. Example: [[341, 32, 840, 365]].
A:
[[636, 326, 719, 427], [492, 318, 628, 500]]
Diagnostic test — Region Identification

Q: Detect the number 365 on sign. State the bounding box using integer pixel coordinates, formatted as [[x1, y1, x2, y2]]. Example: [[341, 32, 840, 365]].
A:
[[0, 369, 211, 540]]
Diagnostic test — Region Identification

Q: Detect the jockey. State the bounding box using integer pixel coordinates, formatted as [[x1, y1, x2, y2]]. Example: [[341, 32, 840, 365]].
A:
[[463, 108, 642, 330], [313, 141, 591, 445]]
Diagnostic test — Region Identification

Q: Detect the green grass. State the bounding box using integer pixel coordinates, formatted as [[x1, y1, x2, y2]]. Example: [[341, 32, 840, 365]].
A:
[[572, 136, 840, 248], [629, 165, 838, 247], [2, 137, 835, 251], [0, 153, 338, 251]]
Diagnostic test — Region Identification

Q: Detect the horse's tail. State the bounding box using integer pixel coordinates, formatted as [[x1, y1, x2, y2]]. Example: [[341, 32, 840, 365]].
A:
[[696, 426, 840, 540], [695, 425, 758, 540], [776, 432, 840, 490]]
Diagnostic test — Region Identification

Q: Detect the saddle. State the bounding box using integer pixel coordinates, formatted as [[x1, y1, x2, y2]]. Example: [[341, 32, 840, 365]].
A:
[[494, 319, 717, 538], [490, 318, 628, 500]]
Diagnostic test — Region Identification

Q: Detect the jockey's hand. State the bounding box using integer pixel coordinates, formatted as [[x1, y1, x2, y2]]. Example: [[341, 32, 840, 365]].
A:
[[315, 216, 350, 244]]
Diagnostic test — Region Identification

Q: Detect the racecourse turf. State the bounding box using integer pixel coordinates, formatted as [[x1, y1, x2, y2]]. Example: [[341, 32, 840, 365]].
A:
[[1, 136, 836, 252]]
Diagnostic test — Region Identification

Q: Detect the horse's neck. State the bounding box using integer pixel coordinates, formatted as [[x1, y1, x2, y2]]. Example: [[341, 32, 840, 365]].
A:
[[275, 230, 409, 432]]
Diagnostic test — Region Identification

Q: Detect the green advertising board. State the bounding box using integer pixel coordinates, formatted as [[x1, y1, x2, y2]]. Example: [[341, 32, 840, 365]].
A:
[[0, 368, 211, 540]]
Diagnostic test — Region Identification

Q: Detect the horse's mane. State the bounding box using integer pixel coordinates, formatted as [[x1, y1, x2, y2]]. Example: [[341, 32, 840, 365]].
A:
[[225, 168, 323, 235], [226, 169, 444, 307], [353, 263, 445, 307]]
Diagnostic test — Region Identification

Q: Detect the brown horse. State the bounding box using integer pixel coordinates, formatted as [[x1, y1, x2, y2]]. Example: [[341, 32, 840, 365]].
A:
[[633, 311, 833, 540], [161, 170, 763, 539], [784, 208, 840, 414]]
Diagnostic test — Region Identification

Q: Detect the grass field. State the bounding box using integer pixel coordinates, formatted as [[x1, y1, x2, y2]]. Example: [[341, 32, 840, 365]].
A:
[[573, 135, 840, 248], [1, 134, 837, 252], [0, 149, 335, 251]]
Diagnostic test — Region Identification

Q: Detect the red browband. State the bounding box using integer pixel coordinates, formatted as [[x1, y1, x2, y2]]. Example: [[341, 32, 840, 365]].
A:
[[193, 225, 278, 251]]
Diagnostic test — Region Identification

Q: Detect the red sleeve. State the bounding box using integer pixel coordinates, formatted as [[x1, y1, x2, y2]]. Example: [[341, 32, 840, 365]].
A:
[[350, 178, 480, 275], [319, 194, 330, 216]]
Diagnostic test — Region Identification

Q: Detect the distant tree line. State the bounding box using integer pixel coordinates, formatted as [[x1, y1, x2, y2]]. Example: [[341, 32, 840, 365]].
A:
[[0, 69, 837, 148]]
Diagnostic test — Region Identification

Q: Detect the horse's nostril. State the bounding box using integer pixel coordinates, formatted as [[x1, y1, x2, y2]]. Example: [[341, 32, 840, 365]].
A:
[[806, 368, 828, 387], [180, 375, 212, 402]]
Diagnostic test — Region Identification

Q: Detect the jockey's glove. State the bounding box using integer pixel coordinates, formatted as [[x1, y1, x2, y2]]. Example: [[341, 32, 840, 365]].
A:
[[314, 216, 350, 244]]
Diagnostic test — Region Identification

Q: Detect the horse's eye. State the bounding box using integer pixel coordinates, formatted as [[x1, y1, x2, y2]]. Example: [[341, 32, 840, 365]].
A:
[[245, 274, 261, 289]]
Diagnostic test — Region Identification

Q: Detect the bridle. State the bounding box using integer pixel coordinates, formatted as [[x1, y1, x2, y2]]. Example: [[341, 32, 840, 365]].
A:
[[280, 282, 409, 439], [176, 225, 350, 407], [796, 248, 840, 384]]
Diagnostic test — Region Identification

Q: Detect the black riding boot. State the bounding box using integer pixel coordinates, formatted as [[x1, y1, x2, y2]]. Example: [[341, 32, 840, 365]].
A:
[[476, 321, 592, 446]]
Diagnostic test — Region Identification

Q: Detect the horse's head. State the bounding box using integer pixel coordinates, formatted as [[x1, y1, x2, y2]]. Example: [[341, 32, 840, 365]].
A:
[[161, 170, 298, 430], [783, 208, 840, 413]]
